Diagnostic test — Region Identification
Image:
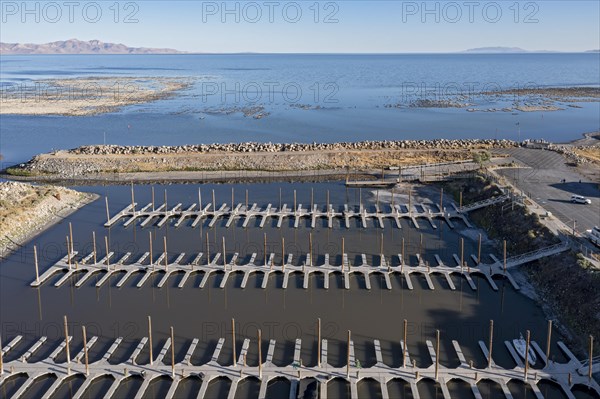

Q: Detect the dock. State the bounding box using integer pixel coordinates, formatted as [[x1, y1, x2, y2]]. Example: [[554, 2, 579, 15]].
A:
[[29, 241, 569, 291], [0, 333, 596, 399], [104, 201, 471, 230]]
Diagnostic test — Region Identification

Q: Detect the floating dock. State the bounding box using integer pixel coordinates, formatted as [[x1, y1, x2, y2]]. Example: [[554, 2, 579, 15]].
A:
[[30, 241, 569, 290], [0, 332, 596, 399]]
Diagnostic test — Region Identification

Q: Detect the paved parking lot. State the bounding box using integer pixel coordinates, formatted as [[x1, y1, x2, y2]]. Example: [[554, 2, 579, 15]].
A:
[[496, 148, 600, 234]]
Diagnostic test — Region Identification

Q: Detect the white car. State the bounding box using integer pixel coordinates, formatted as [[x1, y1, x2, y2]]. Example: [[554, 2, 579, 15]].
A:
[[571, 195, 591, 204], [587, 226, 600, 247]]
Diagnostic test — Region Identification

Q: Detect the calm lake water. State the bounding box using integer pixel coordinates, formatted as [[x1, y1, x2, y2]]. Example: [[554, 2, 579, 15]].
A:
[[1, 182, 597, 399], [1, 53, 599, 165]]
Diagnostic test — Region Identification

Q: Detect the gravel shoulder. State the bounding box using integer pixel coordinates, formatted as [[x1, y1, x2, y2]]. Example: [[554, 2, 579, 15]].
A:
[[0, 182, 98, 258]]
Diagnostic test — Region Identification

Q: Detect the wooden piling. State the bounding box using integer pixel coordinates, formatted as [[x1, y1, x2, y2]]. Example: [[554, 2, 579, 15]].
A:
[[460, 238, 464, 270], [503, 240, 507, 274], [488, 320, 494, 368], [435, 329, 440, 380], [258, 329, 262, 378], [206, 232, 210, 265], [92, 231, 97, 264], [440, 188, 443, 212], [231, 187, 234, 211], [164, 189, 168, 211], [66, 236, 71, 269], [327, 190, 330, 212], [546, 320, 552, 367], [359, 188, 362, 210], [148, 316, 153, 365], [309, 233, 313, 267], [380, 233, 384, 256], [459, 191, 463, 208], [64, 315, 70, 365], [152, 186, 155, 211], [34, 245, 39, 284], [419, 233, 423, 258], [281, 237, 285, 271], [311, 188, 314, 210], [131, 183, 135, 213], [164, 236, 168, 271], [401, 237, 405, 273], [105, 196, 110, 224], [342, 237, 345, 271], [69, 222, 74, 255], [212, 189, 215, 211], [347, 330, 351, 378], [149, 232, 153, 269], [104, 236, 110, 269], [294, 190, 297, 214], [263, 233, 267, 266], [376, 190, 380, 211], [198, 188, 202, 211], [82, 326, 89, 376], [245, 189, 248, 211], [279, 187, 282, 210], [317, 318, 321, 368], [170, 326, 175, 378], [403, 319, 408, 367], [232, 318, 236, 367], [222, 237, 226, 268], [478, 234, 482, 264], [590, 335, 594, 381], [524, 330, 531, 380]]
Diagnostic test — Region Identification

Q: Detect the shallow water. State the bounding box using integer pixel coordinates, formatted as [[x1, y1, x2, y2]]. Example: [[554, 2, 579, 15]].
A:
[[2, 53, 600, 164], [0, 181, 587, 399]]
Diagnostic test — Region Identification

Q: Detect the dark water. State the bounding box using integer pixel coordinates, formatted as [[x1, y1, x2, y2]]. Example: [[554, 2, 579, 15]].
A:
[[1, 181, 592, 399], [1, 53, 599, 164]]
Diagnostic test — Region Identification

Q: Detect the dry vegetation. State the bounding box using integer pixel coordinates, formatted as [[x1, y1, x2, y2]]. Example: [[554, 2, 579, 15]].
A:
[[440, 174, 598, 346]]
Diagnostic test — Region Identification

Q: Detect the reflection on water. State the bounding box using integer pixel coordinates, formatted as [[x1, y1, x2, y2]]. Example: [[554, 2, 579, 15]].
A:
[[0, 181, 589, 399]]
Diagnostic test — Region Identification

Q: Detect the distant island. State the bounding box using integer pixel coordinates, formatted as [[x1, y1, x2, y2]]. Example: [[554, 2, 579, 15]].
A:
[[464, 47, 529, 54], [463, 46, 598, 54], [0, 39, 184, 55]]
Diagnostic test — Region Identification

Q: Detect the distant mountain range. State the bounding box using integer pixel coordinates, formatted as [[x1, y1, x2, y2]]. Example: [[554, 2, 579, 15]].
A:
[[0, 39, 184, 55], [463, 46, 598, 54], [1, 40, 597, 55]]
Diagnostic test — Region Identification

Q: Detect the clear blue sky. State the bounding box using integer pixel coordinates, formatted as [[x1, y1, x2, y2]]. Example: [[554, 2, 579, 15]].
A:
[[1, 1, 599, 52]]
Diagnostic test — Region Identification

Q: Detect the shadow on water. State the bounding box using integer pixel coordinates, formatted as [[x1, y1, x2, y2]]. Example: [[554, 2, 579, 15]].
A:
[[20, 374, 56, 399], [78, 376, 114, 398], [0, 374, 28, 399], [447, 378, 475, 399], [48, 374, 85, 399], [204, 377, 232, 398], [112, 375, 144, 398], [234, 376, 260, 399], [328, 377, 350, 398], [140, 375, 172, 399], [477, 379, 506, 399], [265, 377, 290, 399], [358, 377, 383, 398], [173, 375, 203, 398]]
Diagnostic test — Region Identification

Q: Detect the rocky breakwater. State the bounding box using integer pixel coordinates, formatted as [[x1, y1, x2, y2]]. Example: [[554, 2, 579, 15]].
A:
[[9, 139, 517, 179]]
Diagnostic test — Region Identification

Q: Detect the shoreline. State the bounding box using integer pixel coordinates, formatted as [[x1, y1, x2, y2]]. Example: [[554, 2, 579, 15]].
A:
[[0, 182, 99, 259]]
